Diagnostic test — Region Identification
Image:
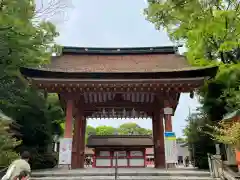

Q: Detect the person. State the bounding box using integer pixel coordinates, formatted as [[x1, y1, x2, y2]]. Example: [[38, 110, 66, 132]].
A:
[[1, 151, 31, 180], [184, 156, 189, 167]]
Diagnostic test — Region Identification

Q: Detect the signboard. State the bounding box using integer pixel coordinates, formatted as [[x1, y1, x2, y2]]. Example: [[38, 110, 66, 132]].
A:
[[59, 138, 72, 165], [114, 151, 127, 157], [130, 151, 143, 157], [99, 151, 110, 157], [163, 107, 173, 115], [164, 132, 177, 164]]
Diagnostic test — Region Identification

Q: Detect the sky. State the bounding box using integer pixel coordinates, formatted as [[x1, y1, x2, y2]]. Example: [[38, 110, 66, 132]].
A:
[[47, 0, 200, 137]]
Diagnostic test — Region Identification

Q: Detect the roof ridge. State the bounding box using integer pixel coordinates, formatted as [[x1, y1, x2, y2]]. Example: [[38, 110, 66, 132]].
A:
[[61, 46, 178, 55]]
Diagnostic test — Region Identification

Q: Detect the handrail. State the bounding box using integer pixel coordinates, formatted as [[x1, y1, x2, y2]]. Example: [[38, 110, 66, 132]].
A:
[[208, 153, 240, 180], [114, 153, 118, 180], [0, 167, 7, 173]]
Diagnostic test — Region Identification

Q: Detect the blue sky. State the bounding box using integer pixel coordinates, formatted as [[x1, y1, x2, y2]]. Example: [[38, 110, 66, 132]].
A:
[[51, 0, 200, 137]]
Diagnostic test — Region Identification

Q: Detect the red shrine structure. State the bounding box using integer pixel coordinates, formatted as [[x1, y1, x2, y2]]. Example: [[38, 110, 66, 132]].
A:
[[87, 135, 153, 168], [20, 46, 218, 169]]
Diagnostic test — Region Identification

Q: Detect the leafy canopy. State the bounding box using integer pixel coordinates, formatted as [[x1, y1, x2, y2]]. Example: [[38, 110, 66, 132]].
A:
[[145, 0, 240, 64], [206, 119, 240, 150], [0, 0, 63, 169]]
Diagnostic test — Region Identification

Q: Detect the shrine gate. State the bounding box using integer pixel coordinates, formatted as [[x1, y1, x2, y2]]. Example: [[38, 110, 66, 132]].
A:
[[20, 46, 218, 169]]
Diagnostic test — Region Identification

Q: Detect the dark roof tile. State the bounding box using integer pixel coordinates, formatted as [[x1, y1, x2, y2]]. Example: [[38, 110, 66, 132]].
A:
[[87, 135, 153, 147]]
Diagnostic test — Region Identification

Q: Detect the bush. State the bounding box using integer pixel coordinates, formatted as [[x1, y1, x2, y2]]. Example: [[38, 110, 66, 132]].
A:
[[195, 156, 209, 169], [0, 116, 21, 167], [30, 152, 58, 170]]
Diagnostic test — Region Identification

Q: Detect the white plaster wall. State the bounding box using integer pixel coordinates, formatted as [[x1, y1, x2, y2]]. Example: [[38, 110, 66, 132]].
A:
[[113, 158, 128, 166], [129, 159, 144, 166], [176, 143, 190, 163], [96, 159, 111, 167]]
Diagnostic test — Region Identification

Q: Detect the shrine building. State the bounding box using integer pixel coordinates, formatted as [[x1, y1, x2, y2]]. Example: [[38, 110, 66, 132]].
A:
[[87, 135, 153, 168], [20, 46, 218, 169]]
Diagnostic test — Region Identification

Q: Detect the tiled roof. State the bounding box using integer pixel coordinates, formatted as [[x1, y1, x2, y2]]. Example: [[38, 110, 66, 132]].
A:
[[87, 135, 153, 147], [41, 54, 191, 73], [20, 46, 218, 79]]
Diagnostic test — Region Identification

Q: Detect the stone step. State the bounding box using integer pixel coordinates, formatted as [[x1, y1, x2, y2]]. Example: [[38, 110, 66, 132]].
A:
[[31, 176, 217, 180], [32, 170, 211, 178]]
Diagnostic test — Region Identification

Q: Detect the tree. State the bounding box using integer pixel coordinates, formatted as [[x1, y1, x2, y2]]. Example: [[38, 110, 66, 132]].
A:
[[47, 94, 65, 136], [117, 122, 152, 135], [0, 113, 21, 167], [0, 0, 61, 169], [145, 0, 240, 64], [183, 112, 215, 169], [86, 125, 96, 136], [95, 126, 116, 135], [176, 137, 186, 143], [145, 1, 240, 169], [145, 1, 240, 121], [200, 64, 240, 121], [85, 125, 96, 143], [208, 121, 240, 149]]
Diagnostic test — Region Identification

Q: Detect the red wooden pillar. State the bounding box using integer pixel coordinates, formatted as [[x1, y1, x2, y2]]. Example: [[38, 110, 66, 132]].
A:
[[152, 110, 165, 168], [164, 113, 172, 132], [164, 100, 173, 132], [71, 104, 86, 169], [64, 100, 73, 138]]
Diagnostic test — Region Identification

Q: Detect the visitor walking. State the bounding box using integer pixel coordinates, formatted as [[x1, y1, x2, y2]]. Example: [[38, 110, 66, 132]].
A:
[[1, 151, 31, 180], [184, 156, 189, 167]]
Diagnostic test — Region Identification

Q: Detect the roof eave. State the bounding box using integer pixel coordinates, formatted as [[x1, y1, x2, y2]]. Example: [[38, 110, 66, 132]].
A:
[[20, 66, 218, 80]]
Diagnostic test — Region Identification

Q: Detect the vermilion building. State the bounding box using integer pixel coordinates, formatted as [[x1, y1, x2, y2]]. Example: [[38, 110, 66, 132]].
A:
[[87, 135, 153, 168], [20, 46, 218, 169]]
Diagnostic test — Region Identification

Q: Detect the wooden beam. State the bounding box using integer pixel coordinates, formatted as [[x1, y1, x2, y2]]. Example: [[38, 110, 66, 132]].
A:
[[32, 78, 204, 93], [83, 100, 155, 111]]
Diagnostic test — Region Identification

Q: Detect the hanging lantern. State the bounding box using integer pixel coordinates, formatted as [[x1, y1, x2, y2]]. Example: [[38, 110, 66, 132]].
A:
[[102, 108, 106, 118], [123, 108, 126, 117], [112, 108, 115, 116], [132, 108, 136, 118]]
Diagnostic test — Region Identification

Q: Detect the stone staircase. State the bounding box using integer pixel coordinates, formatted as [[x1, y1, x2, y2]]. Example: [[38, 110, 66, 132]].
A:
[[31, 168, 218, 180]]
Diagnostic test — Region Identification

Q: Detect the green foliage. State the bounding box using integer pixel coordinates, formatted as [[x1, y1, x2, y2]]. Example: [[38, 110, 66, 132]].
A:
[[146, 2, 240, 169], [86, 125, 96, 136], [183, 112, 215, 169], [30, 151, 58, 170], [200, 64, 240, 121], [145, 0, 240, 64], [85, 125, 96, 143], [0, 0, 59, 72], [0, 114, 21, 167], [83, 123, 152, 143], [95, 126, 116, 135], [46, 94, 65, 136], [118, 122, 152, 135], [0, 0, 62, 169], [206, 119, 240, 150], [176, 137, 186, 143]]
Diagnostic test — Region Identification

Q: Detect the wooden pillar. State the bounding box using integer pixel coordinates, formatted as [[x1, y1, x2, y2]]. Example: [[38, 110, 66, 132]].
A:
[[152, 110, 165, 168], [71, 102, 86, 169], [164, 100, 173, 132], [64, 100, 73, 138], [152, 114, 157, 167], [164, 114, 172, 132]]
